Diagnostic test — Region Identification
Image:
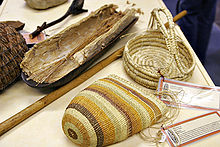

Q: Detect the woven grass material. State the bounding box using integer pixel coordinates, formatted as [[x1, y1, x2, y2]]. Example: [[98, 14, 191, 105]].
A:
[[62, 74, 167, 147], [123, 8, 195, 89], [0, 23, 28, 91]]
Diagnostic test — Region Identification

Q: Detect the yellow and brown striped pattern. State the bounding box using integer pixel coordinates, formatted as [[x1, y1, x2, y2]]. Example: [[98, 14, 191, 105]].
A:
[[62, 74, 167, 147]]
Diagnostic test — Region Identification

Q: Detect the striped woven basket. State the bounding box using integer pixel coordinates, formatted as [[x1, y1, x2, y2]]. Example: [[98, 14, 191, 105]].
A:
[[62, 74, 167, 147], [123, 8, 195, 89]]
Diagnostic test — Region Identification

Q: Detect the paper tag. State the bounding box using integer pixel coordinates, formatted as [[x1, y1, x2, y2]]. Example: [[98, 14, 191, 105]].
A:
[[157, 77, 220, 111], [22, 32, 45, 45], [161, 111, 220, 147]]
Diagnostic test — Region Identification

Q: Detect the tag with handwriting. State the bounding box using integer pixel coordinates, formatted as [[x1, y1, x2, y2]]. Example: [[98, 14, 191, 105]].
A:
[[161, 112, 220, 147]]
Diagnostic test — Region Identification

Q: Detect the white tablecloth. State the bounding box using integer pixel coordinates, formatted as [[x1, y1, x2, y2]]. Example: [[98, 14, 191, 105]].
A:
[[0, 0, 218, 146]]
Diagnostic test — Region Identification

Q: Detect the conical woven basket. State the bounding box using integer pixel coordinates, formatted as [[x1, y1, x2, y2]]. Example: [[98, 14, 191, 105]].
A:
[[123, 8, 195, 89], [0, 23, 28, 91]]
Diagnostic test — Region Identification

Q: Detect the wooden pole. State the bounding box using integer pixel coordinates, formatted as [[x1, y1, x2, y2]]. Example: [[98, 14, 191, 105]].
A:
[[0, 47, 124, 136], [164, 10, 187, 28]]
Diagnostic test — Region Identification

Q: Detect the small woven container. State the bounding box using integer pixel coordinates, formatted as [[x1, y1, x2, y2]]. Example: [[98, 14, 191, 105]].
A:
[[62, 74, 167, 147], [0, 23, 28, 91], [123, 8, 195, 89]]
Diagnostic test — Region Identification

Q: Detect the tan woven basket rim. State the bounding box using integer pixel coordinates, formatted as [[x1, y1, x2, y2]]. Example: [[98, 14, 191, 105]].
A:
[[123, 8, 195, 89], [124, 30, 196, 75]]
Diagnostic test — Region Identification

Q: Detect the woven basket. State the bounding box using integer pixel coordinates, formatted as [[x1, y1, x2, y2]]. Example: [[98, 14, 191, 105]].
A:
[[0, 23, 28, 91], [123, 8, 195, 89], [62, 74, 167, 147]]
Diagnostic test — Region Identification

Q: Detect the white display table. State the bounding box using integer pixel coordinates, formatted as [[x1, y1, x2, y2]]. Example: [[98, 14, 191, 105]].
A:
[[0, 0, 218, 146]]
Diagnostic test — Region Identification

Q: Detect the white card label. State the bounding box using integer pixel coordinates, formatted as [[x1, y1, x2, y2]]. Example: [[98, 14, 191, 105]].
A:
[[157, 77, 220, 111], [161, 112, 220, 147]]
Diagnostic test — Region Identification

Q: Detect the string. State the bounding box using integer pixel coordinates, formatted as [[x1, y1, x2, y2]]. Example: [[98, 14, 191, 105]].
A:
[[139, 90, 181, 145]]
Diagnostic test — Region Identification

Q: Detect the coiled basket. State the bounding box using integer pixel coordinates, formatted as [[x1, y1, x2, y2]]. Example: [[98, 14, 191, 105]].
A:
[[123, 8, 195, 89]]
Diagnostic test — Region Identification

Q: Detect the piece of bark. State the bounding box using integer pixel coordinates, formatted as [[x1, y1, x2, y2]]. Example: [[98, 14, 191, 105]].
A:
[[20, 4, 138, 89]]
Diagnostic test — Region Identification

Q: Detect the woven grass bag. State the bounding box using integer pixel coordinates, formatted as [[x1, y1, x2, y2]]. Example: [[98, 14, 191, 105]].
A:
[[62, 74, 167, 147], [0, 23, 28, 91], [123, 8, 195, 89]]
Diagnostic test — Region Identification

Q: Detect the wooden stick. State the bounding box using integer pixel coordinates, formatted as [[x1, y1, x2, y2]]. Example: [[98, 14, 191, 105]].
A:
[[164, 10, 187, 28], [0, 47, 124, 136]]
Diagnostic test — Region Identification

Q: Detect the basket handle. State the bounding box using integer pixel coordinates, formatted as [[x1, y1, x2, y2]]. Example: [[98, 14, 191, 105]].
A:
[[148, 8, 174, 37], [148, 8, 190, 75]]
